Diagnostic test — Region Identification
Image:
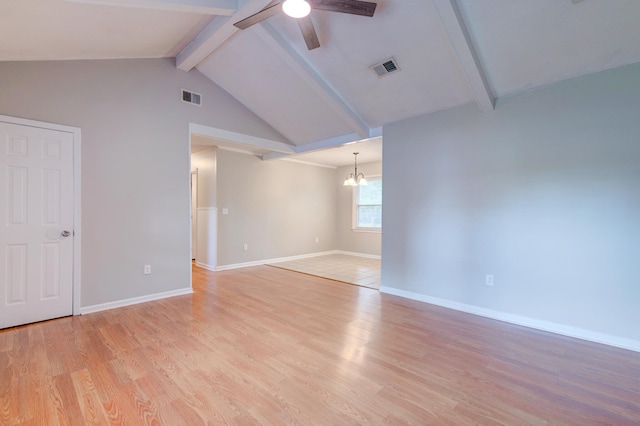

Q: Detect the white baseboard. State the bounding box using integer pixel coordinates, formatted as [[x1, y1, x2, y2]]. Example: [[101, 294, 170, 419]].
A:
[[379, 286, 640, 353], [335, 250, 381, 260], [212, 250, 380, 271], [215, 250, 340, 271], [79, 287, 194, 315], [195, 261, 216, 271]]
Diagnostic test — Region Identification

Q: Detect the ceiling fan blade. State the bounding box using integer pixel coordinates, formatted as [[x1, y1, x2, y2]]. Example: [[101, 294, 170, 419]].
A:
[[298, 15, 320, 50], [310, 0, 376, 17], [234, 2, 282, 30]]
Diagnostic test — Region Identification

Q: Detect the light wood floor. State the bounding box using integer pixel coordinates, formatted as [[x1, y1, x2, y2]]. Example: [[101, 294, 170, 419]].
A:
[[269, 253, 381, 289], [1, 265, 640, 425]]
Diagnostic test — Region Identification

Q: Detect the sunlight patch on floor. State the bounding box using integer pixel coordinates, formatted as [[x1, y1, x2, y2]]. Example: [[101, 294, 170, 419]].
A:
[[268, 254, 381, 289]]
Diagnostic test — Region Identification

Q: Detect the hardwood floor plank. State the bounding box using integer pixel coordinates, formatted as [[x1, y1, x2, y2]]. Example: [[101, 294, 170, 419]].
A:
[[168, 398, 207, 425], [70, 368, 109, 425], [0, 360, 11, 425], [1, 264, 640, 424], [125, 381, 164, 426], [51, 373, 83, 426], [0, 331, 13, 354]]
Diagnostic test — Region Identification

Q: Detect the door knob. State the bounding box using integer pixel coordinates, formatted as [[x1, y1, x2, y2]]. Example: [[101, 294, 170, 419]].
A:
[[61, 230, 71, 238]]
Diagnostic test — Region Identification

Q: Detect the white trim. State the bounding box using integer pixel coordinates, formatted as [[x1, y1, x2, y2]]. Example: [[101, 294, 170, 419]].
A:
[[195, 261, 216, 271], [189, 123, 294, 154], [73, 124, 81, 316], [190, 169, 198, 262], [80, 287, 194, 315], [293, 131, 383, 156], [195, 207, 217, 270], [279, 157, 337, 169], [262, 134, 384, 162], [206, 250, 381, 271], [0, 114, 82, 317], [351, 228, 382, 234], [379, 286, 640, 353], [191, 122, 381, 166], [352, 175, 382, 231], [335, 250, 381, 260], [217, 145, 263, 157], [215, 250, 339, 271]]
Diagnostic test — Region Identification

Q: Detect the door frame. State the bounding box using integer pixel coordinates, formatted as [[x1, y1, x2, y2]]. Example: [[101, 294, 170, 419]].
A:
[[191, 169, 198, 260], [0, 114, 82, 315]]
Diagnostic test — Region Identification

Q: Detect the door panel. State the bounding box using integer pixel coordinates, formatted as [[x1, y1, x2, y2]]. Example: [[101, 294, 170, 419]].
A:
[[0, 122, 74, 329]]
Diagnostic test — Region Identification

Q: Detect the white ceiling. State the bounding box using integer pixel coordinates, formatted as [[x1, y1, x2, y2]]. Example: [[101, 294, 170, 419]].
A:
[[192, 134, 382, 167], [0, 0, 215, 60], [3, 0, 640, 166], [289, 137, 382, 168]]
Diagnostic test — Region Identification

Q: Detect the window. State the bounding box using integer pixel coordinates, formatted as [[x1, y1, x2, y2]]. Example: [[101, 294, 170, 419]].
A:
[[353, 176, 382, 231]]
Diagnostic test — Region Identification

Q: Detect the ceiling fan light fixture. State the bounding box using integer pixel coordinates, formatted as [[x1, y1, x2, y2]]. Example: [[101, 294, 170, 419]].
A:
[[282, 0, 311, 18]]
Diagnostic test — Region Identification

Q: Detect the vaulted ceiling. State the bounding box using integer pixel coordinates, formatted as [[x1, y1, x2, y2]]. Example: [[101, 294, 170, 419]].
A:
[[2, 0, 640, 164]]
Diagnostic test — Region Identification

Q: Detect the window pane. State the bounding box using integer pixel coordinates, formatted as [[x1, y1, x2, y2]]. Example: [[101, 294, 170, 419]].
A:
[[358, 179, 382, 204], [358, 205, 382, 228]]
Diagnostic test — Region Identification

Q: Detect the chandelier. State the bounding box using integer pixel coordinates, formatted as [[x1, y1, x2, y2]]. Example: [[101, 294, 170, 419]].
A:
[[343, 152, 367, 186]]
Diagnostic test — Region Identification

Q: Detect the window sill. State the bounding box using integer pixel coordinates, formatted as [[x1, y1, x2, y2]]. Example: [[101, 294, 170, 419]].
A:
[[352, 228, 382, 234]]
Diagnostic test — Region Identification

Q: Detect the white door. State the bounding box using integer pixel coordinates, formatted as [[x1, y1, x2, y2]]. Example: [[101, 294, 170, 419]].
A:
[[0, 121, 74, 329]]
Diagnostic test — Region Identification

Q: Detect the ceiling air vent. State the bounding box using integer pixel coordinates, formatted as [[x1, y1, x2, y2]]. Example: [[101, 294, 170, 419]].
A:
[[370, 58, 400, 78], [182, 89, 202, 106]]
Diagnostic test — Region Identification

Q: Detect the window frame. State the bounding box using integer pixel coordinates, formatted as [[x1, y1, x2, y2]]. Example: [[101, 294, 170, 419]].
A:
[[352, 175, 382, 233]]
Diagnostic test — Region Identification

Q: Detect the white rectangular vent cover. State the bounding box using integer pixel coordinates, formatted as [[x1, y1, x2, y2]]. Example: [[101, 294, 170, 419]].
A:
[[371, 58, 400, 77], [182, 89, 202, 106]]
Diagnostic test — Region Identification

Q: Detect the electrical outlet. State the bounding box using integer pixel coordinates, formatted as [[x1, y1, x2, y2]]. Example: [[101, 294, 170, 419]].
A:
[[315, 236, 319, 243], [485, 274, 494, 286], [243, 243, 249, 251], [144, 265, 151, 275]]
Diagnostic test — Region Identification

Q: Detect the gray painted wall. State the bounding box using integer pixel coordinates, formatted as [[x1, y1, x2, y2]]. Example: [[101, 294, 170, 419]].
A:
[[191, 147, 217, 208], [336, 161, 382, 256], [0, 59, 285, 307], [382, 62, 640, 342], [217, 151, 337, 266]]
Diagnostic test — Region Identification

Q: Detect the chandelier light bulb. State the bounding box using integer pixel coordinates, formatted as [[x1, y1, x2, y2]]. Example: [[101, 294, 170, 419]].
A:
[[282, 0, 311, 18]]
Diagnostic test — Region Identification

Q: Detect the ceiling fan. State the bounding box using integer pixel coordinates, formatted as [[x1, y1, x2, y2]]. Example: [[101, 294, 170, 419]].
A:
[[233, 0, 377, 51]]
